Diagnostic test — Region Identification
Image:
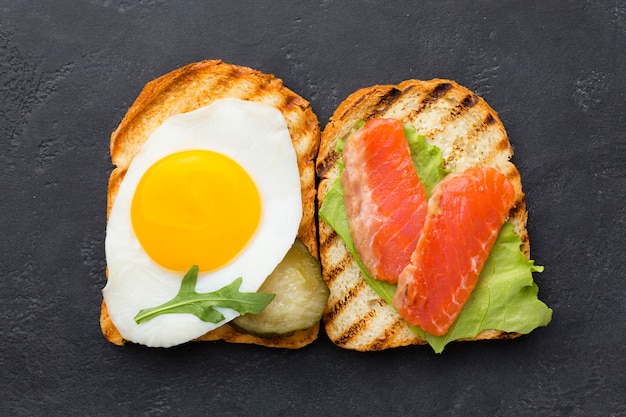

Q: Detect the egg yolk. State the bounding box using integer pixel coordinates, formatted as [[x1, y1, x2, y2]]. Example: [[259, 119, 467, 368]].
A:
[[131, 150, 261, 272]]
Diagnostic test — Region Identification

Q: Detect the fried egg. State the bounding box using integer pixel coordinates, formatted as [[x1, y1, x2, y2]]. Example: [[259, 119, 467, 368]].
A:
[[103, 98, 302, 347]]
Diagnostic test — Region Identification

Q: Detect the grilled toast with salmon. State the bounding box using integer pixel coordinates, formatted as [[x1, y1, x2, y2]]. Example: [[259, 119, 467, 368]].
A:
[[101, 60, 322, 349], [316, 79, 548, 351]]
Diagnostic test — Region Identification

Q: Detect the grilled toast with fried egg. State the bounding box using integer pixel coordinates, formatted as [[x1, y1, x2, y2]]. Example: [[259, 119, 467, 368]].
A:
[[101, 60, 321, 349]]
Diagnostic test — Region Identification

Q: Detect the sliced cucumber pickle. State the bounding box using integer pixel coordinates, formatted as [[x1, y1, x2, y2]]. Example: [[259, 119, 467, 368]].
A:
[[232, 239, 329, 337]]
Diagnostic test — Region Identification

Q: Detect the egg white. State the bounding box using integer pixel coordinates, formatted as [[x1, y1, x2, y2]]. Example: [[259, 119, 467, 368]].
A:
[[103, 98, 302, 348]]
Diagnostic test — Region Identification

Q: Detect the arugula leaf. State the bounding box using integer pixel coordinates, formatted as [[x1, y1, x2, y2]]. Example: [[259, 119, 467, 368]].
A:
[[403, 125, 450, 197], [134, 266, 275, 324]]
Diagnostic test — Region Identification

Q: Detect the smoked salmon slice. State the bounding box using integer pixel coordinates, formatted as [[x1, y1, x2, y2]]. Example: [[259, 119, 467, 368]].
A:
[[393, 167, 516, 336], [341, 118, 428, 283]]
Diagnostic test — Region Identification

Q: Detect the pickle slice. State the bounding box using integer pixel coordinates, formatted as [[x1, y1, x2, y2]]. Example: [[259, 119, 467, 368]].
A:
[[232, 239, 329, 337]]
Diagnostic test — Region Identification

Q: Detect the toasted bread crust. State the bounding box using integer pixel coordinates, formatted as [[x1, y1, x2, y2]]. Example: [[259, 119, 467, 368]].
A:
[[102, 60, 320, 349], [317, 80, 527, 351]]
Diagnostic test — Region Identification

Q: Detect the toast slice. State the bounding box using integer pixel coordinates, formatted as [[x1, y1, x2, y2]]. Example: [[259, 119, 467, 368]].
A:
[[316, 79, 529, 351], [101, 60, 321, 348]]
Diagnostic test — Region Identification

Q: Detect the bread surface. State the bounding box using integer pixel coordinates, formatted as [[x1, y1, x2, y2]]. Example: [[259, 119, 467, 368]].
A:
[[102, 60, 321, 348], [316, 79, 528, 351]]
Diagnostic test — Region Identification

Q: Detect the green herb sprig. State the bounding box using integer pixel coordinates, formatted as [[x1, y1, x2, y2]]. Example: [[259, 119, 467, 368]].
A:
[[134, 266, 274, 324]]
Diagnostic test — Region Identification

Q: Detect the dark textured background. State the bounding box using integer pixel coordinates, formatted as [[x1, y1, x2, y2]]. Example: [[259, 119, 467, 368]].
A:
[[1, 1, 625, 416]]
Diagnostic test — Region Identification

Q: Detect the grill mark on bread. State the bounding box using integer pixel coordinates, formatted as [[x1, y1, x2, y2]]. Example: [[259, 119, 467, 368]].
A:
[[443, 93, 480, 123], [496, 137, 512, 152], [461, 93, 479, 109], [364, 81, 456, 127], [505, 165, 521, 186], [336, 92, 369, 122], [323, 252, 353, 286], [419, 82, 453, 110], [434, 93, 481, 133], [510, 198, 526, 223], [368, 87, 404, 119], [510, 190, 526, 218], [281, 91, 306, 112], [324, 279, 367, 322], [398, 81, 454, 125], [334, 310, 376, 347], [317, 149, 341, 179], [320, 228, 339, 250], [198, 62, 245, 97], [226, 62, 248, 78], [465, 116, 493, 144], [485, 112, 497, 125], [367, 318, 413, 350], [242, 77, 269, 101], [442, 106, 511, 172], [453, 93, 480, 123], [401, 83, 416, 95]]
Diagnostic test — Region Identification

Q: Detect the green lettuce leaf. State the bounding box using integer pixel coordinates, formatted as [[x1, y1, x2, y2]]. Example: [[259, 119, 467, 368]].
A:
[[319, 124, 552, 353], [134, 266, 275, 324], [319, 178, 397, 303], [403, 125, 451, 197], [408, 222, 552, 353]]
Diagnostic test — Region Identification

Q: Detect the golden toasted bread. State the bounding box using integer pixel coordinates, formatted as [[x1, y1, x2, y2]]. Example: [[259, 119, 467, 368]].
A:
[[102, 60, 320, 348], [316, 79, 529, 351]]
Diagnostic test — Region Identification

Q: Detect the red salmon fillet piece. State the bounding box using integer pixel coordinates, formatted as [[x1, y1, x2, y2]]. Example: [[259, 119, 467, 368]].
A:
[[341, 118, 428, 283], [393, 167, 515, 336]]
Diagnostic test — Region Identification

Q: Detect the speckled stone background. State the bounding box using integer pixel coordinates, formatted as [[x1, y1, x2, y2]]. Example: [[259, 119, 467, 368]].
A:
[[1, 1, 624, 416]]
